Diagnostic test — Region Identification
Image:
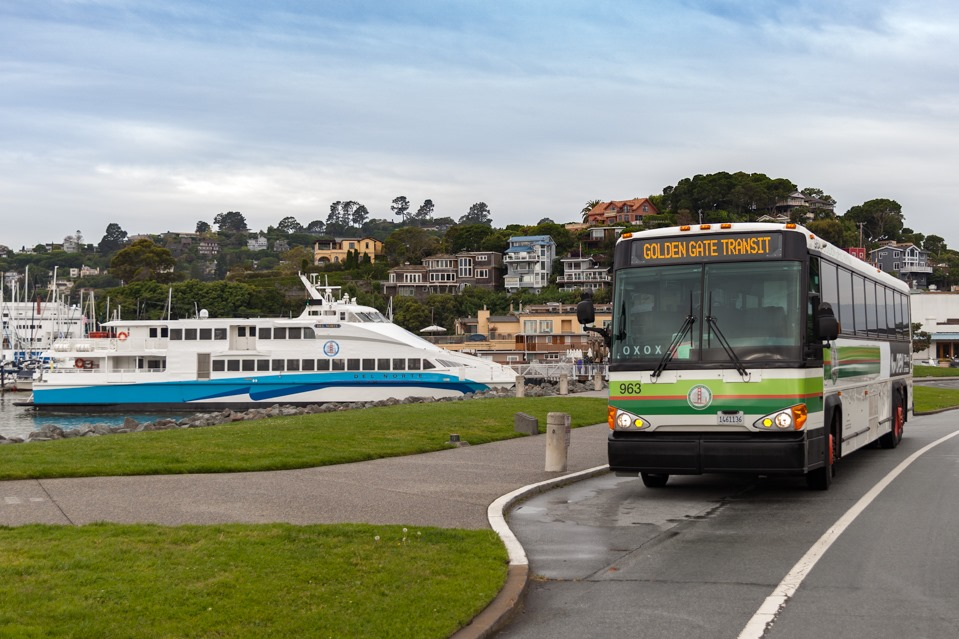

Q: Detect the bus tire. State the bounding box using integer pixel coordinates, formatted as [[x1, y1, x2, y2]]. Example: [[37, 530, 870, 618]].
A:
[[807, 424, 836, 491], [879, 395, 904, 449], [641, 472, 669, 488]]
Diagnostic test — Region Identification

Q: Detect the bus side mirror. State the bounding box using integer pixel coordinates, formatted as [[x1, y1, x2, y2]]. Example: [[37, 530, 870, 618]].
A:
[[816, 302, 839, 341], [577, 298, 596, 325]]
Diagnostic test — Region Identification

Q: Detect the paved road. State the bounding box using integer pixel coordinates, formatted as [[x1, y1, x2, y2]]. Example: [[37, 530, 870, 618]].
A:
[[500, 410, 959, 639]]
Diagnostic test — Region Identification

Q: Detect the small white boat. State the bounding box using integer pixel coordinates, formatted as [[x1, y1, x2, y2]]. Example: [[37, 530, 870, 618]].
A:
[[25, 275, 515, 411]]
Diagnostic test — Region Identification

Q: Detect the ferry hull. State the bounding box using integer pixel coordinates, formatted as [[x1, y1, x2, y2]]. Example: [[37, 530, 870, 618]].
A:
[[29, 372, 497, 411]]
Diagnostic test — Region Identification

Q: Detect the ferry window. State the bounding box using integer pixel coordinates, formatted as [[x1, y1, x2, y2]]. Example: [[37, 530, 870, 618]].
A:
[[214, 328, 227, 340], [161, 327, 169, 338], [260, 328, 272, 340], [837, 268, 854, 334], [242, 360, 255, 372], [347, 359, 361, 371], [200, 328, 213, 340], [213, 360, 225, 372], [227, 360, 240, 372], [865, 282, 878, 334], [170, 329, 183, 340], [257, 360, 269, 371], [377, 359, 390, 370], [853, 274, 867, 334], [249, 327, 256, 336], [238, 327, 247, 337], [302, 359, 315, 371], [423, 359, 436, 370], [332, 359, 345, 371], [361, 358, 374, 370], [185, 328, 198, 340], [286, 359, 299, 371], [393, 359, 406, 370], [274, 327, 288, 340], [408, 359, 421, 370], [149, 328, 158, 338], [317, 359, 330, 371], [272, 359, 285, 371], [302, 329, 315, 340], [288, 327, 302, 339]]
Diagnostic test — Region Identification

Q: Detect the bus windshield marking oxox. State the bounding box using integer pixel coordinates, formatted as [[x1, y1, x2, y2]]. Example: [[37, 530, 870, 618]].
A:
[[578, 223, 912, 490]]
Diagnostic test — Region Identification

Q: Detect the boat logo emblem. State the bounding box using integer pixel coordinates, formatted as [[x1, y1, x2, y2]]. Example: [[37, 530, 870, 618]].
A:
[[687, 384, 713, 410], [323, 340, 340, 357]]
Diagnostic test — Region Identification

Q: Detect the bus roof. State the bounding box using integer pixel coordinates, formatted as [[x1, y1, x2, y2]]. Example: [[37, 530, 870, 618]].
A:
[[616, 222, 911, 294]]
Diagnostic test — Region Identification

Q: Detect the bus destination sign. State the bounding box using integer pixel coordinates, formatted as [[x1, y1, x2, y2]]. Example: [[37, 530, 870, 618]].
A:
[[630, 232, 783, 265]]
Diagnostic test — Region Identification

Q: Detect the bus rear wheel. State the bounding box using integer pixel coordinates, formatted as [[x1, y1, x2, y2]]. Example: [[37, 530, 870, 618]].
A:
[[641, 473, 669, 488], [879, 396, 904, 449]]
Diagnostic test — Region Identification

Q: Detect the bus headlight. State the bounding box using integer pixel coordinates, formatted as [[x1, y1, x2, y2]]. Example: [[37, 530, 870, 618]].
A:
[[754, 404, 808, 431], [609, 407, 651, 431]]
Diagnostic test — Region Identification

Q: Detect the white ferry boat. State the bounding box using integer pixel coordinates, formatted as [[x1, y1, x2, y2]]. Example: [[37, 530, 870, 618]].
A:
[[24, 275, 515, 411]]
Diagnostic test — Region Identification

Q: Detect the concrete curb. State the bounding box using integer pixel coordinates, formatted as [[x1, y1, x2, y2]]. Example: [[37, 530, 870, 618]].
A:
[[451, 464, 610, 639]]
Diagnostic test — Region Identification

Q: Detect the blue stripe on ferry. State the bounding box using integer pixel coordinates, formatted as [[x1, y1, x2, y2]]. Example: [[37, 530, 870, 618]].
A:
[[32, 372, 490, 406]]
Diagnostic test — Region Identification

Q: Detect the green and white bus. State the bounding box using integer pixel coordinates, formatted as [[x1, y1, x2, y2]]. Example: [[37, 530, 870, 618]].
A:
[[577, 222, 912, 490]]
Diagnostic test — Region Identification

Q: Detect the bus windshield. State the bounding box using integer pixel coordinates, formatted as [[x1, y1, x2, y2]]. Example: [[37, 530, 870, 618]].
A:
[[611, 261, 803, 367]]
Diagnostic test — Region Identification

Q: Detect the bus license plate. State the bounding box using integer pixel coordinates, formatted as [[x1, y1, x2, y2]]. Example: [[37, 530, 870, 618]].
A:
[[717, 412, 744, 426]]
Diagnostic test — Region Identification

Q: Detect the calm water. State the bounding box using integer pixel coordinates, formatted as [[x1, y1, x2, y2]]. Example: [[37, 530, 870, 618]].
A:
[[0, 391, 207, 441]]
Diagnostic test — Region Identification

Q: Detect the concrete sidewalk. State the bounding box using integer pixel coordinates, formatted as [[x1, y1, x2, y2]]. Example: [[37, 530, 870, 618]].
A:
[[0, 422, 610, 529]]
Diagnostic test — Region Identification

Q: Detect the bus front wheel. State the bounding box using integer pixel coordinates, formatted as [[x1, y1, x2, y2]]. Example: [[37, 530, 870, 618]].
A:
[[641, 473, 669, 488], [807, 428, 835, 491]]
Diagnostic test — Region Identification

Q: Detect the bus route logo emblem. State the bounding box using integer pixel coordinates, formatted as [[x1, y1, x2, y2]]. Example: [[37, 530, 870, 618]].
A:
[[687, 384, 713, 410], [323, 340, 340, 357]]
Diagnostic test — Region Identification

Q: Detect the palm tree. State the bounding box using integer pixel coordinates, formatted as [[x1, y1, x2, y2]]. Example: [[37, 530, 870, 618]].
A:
[[581, 199, 602, 223]]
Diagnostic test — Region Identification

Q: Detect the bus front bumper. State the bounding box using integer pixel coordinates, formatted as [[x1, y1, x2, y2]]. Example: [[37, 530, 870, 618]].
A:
[[608, 429, 826, 476]]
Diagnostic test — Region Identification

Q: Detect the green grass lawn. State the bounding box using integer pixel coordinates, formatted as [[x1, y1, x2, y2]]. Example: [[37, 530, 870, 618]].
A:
[[0, 523, 506, 639], [913, 384, 959, 413], [0, 396, 607, 480]]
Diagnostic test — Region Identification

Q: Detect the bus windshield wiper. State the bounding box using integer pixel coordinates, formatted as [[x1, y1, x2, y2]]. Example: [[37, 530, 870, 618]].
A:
[[705, 293, 749, 380], [651, 295, 696, 380]]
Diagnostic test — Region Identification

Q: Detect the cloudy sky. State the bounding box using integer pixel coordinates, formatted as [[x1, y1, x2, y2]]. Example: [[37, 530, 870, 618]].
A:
[[2, 0, 958, 251]]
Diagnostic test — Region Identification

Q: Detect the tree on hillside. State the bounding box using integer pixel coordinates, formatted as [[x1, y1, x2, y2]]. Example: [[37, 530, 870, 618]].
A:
[[581, 199, 601, 222], [459, 202, 492, 226], [412, 199, 435, 226], [444, 224, 495, 253], [195, 221, 211, 233], [843, 198, 904, 244], [662, 172, 795, 220], [383, 227, 440, 265], [98, 223, 128, 254], [109, 239, 177, 284], [923, 234, 947, 257], [277, 216, 303, 234], [391, 196, 411, 224], [305, 219, 326, 234], [807, 217, 857, 248], [214, 211, 248, 233]]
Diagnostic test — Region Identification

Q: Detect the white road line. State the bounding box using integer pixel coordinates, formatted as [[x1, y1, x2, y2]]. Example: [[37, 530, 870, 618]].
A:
[[738, 429, 959, 639]]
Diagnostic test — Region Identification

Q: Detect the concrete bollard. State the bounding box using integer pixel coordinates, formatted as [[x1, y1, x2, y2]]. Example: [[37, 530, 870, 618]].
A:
[[593, 371, 603, 391], [545, 412, 571, 472], [515, 375, 525, 398], [559, 374, 568, 395]]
